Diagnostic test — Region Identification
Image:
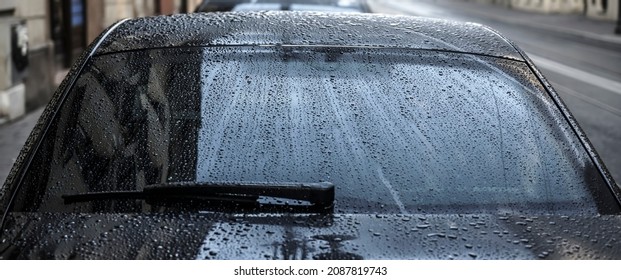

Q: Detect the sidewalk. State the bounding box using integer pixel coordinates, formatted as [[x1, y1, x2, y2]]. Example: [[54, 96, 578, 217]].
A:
[[439, 0, 621, 46], [0, 68, 66, 187], [0, 106, 44, 187]]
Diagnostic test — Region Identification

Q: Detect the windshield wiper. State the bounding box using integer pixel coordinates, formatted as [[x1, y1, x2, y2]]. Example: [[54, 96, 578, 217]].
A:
[[61, 181, 335, 211]]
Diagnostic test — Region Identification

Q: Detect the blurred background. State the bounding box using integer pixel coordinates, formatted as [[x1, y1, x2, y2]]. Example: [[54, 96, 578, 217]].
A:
[[1, 0, 620, 186]]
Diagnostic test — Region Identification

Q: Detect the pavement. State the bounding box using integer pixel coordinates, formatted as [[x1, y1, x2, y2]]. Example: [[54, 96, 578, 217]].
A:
[[0, 107, 44, 187], [0, 69, 66, 187]]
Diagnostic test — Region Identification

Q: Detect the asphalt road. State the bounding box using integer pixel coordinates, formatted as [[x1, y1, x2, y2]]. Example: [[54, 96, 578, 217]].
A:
[[368, 0, 621, 183]]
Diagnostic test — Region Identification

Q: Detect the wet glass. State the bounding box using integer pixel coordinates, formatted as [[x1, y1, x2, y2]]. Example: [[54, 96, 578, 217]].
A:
[[11, 46, 619, 214]]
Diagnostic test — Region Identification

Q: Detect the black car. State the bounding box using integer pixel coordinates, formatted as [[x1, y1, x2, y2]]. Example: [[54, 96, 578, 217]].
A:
[[1, 12, 621, 259], [196, 0, 370, 12]]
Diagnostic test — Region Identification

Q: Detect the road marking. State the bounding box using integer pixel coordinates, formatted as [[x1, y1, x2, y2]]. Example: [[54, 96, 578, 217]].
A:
[[551, 82, 621, 117], [528, 54, 621, 97]]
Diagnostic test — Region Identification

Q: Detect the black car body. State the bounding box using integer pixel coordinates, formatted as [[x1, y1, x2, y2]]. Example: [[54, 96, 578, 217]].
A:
[[1, 12, 621, 259], [196, 0, 370, 12]]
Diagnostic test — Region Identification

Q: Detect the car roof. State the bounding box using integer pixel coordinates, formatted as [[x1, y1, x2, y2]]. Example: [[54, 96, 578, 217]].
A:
[[97, 12, 523, 61]]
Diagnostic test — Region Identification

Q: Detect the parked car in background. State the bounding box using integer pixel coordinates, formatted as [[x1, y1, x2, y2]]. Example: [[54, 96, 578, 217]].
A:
[[195, 0, 246, 12], [1, 12, 621, 259], [196, 0, 369, 12]]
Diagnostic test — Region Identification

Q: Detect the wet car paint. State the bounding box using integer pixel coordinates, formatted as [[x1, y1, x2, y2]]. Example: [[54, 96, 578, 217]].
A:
[[3, 213, 621, 259], [96, 12, 522, 61]]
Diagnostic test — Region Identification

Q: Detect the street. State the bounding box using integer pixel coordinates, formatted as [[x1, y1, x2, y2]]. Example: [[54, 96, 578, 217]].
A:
[[368, 0, 621, 183]]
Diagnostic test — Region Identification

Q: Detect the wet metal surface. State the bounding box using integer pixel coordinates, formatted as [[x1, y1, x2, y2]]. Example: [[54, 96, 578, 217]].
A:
[[2, 213, 621, 259], [97, 12, 522, 61]]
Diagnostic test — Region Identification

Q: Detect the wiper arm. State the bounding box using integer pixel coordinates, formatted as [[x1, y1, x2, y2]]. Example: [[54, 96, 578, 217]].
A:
[[62, 181, 335, 210]]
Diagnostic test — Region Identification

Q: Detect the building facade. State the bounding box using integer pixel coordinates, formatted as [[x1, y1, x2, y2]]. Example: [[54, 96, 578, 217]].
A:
[[0, 0, 201, 123]]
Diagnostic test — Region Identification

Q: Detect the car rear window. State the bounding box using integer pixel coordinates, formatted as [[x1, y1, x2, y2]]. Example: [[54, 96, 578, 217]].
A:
[[12, 46, 619, 214]]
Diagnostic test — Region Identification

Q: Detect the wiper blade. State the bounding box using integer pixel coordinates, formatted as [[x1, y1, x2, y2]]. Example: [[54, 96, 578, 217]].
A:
[[62, 181, 335, 210]]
